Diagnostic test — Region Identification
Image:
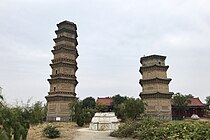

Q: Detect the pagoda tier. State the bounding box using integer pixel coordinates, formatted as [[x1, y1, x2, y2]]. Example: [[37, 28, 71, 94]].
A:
[[51, 48, 79, 57], [50, 62, 78, 70], [140, 55, 166, 64], [55, 28, 78, 37], [51, 58, 77, 64], [53, 44, 77, 50]]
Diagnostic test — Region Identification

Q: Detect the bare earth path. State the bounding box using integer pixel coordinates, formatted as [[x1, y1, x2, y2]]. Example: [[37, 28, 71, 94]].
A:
[[73, 128, 130, 140], [27, 122, 131, 140]]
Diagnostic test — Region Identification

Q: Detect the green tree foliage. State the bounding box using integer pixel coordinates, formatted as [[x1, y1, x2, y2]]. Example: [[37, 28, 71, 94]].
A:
[[112, 94, 127, 119], [82, 97, 96, 109], [205, 95, 210, 104], [0, 94, 46, 140], [124, 98, 145, 120], [172, 93, 191, 117], [112, 94, 127, 106], [0, 93, 4, 107], [29, 101, 47, 124], [95, 102, 107, 112], [185, 94, 194, 98], [72, 98, 96, 126], [0, 106, 30, 140]]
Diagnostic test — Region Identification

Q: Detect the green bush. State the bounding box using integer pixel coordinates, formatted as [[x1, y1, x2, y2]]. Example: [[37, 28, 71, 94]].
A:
[[43, 125, 60, 138], [76, 115, 84, 127], [110, 119, 210, 140], [111, 120, 136, 138]]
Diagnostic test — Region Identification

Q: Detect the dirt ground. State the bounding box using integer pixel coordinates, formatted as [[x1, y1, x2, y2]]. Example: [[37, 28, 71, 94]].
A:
[[27, 119, 210, 140], [27, 122, 77, 140], [27, 122, 131, 140], [73, 128, 128, 140]]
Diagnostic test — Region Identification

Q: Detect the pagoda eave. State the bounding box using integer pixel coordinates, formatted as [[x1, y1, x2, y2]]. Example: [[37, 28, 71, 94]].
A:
[[45, 94, 76, 102], [50, 74, 76, 79], [57, 21, 77, 30], [53, 36, 78, 45], [48, 91, 76, 96], [139, 78, 171, 85], [53, 44, 76, 50], [139, 65, 169, 74], [48, 78, 78, 85], [140, 55, 166, 64], [51, 58, 77, 64], [140, 92, 174, 99]]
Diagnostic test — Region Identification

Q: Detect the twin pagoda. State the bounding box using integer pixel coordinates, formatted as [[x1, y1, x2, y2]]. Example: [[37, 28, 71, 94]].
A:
[[45, 21, 174, 122]]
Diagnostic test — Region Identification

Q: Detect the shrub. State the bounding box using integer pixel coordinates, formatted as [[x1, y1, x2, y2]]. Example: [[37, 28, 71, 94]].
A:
[[111, 121, 135, 137], [110, 119, 210, 140], [43, 125, 60, 138], [76, 115, 84, 127]]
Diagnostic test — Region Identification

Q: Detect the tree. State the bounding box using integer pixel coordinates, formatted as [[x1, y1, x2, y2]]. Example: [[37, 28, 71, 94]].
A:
[[172, 93, 191, 117], [112, 94, 127, 106], [0, 97, 49, 139], [205, 96, 210, 104], [112, 94, 127, 119], [124, 98, 145, 120], [185, 94, 194, 98], [71, 98, 96, 126], [0, 93, 4, 107], [95, 102, 106, 112], [0, 105, 30, 140], [82, 97, 96, 109], [29, 101, 47, 124]]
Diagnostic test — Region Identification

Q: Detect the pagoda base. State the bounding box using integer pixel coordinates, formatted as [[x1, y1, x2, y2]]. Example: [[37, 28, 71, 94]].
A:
[[143, 98, 172, 120], [45, 95, 76, 122], [144, 113, 172, 120], [46, 116, 71, 122]]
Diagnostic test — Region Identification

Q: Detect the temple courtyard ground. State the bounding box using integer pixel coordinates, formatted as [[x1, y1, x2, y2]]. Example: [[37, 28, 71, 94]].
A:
[[27, 119, 210, 139], [27, 122, 130, 140]]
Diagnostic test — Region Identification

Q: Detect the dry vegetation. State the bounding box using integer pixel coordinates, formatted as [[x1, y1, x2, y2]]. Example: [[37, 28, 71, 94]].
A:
[[27, 122, 78, 140]]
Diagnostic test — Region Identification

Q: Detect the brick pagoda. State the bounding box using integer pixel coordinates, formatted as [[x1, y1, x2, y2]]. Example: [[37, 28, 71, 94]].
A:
[[45, 21, 78, 121], [139, 55, 173, 120]]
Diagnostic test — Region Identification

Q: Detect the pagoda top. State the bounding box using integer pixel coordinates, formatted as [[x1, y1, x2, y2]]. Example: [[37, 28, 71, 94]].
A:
[[57, 20, 77, 30], [140, 54, 166, 64]]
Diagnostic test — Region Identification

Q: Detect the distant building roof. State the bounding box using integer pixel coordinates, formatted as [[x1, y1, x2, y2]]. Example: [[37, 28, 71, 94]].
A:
[[187, 98, 207, 107], [97, 97, 113, 106], [172, 97, 207, 107]]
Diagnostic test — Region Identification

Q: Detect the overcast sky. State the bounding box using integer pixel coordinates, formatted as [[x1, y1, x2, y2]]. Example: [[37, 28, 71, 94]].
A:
[[0, 0, 210, 104]]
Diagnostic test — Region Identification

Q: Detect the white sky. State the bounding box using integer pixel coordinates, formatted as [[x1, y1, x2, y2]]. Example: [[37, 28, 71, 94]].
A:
[[0, 0, 210, 104]]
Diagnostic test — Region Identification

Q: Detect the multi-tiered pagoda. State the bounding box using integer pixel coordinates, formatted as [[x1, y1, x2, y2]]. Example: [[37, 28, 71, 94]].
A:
[[139, 55, 173, 120], [45, 21, 78, 121]]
